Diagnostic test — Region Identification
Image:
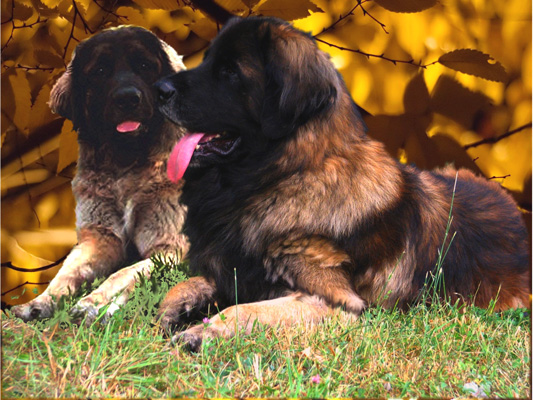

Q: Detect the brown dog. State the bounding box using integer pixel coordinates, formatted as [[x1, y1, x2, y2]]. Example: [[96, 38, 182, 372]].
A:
[[155, 17, 530, 350], [12, 26, 188, 322]]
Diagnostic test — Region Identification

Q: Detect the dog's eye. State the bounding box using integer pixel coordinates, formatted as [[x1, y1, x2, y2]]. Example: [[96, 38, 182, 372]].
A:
[[219, 65, 239, 81], [137, 59, 154, 71], [92, 66, 108, 77]]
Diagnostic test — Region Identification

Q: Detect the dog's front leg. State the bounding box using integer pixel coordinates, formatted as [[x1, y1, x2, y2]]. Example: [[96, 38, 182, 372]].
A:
[[11, 229, 125, 321], [70, 257, 152, 324], [157, 276, 218, 333], [176, 292, 333, 351], [71, 252, 182, 324]]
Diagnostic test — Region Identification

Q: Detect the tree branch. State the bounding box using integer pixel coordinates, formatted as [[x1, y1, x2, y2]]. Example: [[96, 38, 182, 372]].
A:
[[314, 37, 439, 68], [1, 0, 48, 52], [359, 1, 388, 34], [10, 64, 56, 72], [1, 253, 68, 273], [315, 3, 360, 36], [315, 1, 388, 37], [488, 174, 511, 180], [464, 122, 532, 150], [1, 281, 50, 297]]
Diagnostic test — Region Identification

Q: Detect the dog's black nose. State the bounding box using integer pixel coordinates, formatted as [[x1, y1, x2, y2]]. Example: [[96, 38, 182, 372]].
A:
[[113, 86, 142, 110], [155, 80, 176, 103]]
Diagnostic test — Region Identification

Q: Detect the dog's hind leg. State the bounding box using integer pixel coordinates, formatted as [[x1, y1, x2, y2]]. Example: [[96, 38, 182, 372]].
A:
[[175, 292, 334, 352], [265, 235, 366, 315]]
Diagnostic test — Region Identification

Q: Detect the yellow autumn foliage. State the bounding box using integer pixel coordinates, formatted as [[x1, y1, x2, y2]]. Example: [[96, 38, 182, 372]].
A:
[[1, 0, 531, 304]]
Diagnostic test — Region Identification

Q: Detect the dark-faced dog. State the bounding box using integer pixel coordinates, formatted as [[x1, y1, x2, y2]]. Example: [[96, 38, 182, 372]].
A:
[[12, 26, 188, 322], [155, 17, 530, 350]]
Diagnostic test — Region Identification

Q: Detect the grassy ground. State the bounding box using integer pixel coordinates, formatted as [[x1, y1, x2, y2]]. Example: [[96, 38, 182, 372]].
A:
[[1, 259, 531, 398]]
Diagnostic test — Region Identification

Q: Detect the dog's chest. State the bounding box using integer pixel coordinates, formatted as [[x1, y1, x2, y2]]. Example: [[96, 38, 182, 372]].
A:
[[74, 160, 176, 237]]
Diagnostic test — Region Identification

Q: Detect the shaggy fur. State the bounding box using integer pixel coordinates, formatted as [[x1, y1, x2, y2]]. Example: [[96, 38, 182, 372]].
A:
[[12, 26, 188, 322], [155, 17, 530, 350]]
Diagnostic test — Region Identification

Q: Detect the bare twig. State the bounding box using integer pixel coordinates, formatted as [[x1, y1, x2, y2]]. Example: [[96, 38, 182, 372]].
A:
[[359, 1, 388, 33], [72, 0, 94, 34], [91, 0, 126, 22], [315, 3, 360, 36], [1, 253, 69, 273], [61, 0, 94, 59], [314, 37, 439, 68], [464, 122, 532, 150], [11, 64, 56, 72], [2, 0, 48, 52], [315, 0, 388, 37], [488, 174, 511, 180], [1, 281, 50, 297]]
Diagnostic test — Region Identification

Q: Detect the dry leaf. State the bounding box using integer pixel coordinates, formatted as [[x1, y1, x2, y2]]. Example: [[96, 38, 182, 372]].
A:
[[256, 0, 323, 21], [404, 73, 430, 115], [57, 120, 78, 173], [132, 0, 182, 11], [430, 75, 492, 129], [438, 49, 508, 83], [374, 0, 437, 13]]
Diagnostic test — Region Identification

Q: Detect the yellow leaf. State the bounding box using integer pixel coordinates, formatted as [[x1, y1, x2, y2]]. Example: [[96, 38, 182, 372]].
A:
[[116, 6, 147, 27], [33, 49, 65, 68], [28, 84, 56, 134], [57, 120, 78, 173], [243, 0, 261, 9], [430, 75, 491, 129], [40, 0, 63, 10], [365, 115, 411, 157], [189, 18, 218, 41], [438, 49, 508, 83], [256, 0, 323, 21], [12, 0, 34, 21], [74, 0, 91, 15], [7, 70, 32, 135], [404, 128, 441, 169], [403, 73, 430, 115], [374, 0, 437, 13], [215, 0, 247, 13], [32, 24, 64, 56], [131, 0, 183, 11], [431, 134, 482, 174]]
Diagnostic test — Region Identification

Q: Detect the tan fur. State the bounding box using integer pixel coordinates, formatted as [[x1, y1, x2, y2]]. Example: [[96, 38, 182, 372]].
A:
[[12, 26, 188, 322], [155, 17, 530, 351]]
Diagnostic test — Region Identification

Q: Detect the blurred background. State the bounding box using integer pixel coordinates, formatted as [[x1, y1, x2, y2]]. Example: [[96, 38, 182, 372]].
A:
[[2, 0, 531, 305]]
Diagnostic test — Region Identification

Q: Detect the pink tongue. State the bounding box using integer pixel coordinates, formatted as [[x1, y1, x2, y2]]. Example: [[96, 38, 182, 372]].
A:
[[167, 133, 206, 182], [116, 121, 141, 133]]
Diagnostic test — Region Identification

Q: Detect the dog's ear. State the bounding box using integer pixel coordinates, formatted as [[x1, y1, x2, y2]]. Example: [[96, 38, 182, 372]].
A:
[[49, 47, 88, 131], [260, 22, 338, 139], [159, 39, 186, 73], [48, 63, 74, 120]]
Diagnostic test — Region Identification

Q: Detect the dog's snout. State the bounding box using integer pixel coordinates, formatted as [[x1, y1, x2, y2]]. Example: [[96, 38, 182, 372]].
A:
[[113, 86, 142, 110], [155, 80, 176, 103]]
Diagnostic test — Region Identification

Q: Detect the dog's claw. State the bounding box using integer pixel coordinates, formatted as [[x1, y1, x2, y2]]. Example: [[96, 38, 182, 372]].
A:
[[172, 328, 205, 352], [11, 297, 54, 322]]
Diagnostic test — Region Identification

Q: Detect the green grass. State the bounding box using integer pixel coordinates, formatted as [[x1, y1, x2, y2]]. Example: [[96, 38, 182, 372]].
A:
[[1, 257, 530, 398]]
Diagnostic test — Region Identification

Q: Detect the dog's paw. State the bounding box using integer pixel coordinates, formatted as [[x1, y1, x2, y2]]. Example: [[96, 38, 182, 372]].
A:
[[172, 324, 219, 352], [11, 296, 55, 322], [158, 311, 185, 335], [157, 300, 198, 334], [70, 293, 123, 326], [69, 299, 100, 325]]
